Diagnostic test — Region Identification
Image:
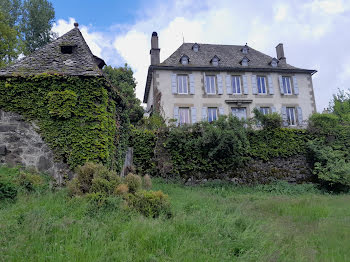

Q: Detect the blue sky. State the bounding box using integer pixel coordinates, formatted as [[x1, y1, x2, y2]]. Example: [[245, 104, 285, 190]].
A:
[[51, 0, 350, 111]]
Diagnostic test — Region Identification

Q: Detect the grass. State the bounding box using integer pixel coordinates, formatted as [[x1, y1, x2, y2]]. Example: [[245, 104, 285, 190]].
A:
[[1, 166, 350, 262]]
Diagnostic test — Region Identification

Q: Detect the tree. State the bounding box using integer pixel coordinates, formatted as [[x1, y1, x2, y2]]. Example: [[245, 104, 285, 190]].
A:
[[0, 11, 21, 67], [103, 64, 144, 125], [20, 0, 55, 54], [0, 0, 22, 26]]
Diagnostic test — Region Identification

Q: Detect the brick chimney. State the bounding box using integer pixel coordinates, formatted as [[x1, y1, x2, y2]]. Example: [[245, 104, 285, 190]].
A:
[[276, 43, 286, 63], [150, 32, 160, 65]]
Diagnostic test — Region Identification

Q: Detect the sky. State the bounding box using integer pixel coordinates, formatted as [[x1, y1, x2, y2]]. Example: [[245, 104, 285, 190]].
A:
[[51, 0, 350, 111]]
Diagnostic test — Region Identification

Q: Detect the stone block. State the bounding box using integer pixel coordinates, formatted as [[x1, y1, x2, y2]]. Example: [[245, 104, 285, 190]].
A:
[[0, 125, 17, 132], [0, 145, 7, 156], [37, 156, 52, 171]]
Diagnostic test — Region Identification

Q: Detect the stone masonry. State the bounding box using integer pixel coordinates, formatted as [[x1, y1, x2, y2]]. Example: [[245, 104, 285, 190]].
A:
[[0, 110, 70, 183]]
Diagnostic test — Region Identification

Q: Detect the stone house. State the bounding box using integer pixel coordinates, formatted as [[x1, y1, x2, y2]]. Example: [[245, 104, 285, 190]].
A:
[[0, 23, 112, 181], [144, 32, 317, 126]]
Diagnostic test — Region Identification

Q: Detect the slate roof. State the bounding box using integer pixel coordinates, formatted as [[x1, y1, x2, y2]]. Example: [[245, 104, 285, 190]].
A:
[[0, 27, 105, 77], [162, 43, 298, 69], [144, 42, 317, 103]]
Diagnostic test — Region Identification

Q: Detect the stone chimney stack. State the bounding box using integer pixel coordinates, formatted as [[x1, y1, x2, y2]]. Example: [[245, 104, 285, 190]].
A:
[[276, 43, 286, 63], [150, 32, 160, 65]]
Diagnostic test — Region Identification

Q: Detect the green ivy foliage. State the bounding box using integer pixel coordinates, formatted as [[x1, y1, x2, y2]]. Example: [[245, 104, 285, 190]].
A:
[[47, 89, 77, 119], [0, 74, 118, 169], [248, 128, 310, 161], [129, 126, 157, 175]]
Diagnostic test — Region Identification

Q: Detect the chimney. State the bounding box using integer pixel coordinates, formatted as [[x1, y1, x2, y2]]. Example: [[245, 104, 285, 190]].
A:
[[150, 32, 160, 65], [276, 43, 286, 63]]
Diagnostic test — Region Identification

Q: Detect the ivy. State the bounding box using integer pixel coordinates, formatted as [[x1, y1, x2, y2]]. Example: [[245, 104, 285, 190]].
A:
[[0, 74, 119, 170]]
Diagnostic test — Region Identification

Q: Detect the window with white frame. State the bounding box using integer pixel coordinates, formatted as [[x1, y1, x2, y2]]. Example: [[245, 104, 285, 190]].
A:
[[208, 107, 217, 122], [231, 107, 247, 120], [177, 75, 188, 94], [231, 76, 242, 94], [286, 107, 296, 126], [179, 107, 190, 125], [181, 56, 189, 65], [257, 76, 267, 94], [206, 75, 216, 94], [259, 107, 270, 115], [282, 76, 292, 95]]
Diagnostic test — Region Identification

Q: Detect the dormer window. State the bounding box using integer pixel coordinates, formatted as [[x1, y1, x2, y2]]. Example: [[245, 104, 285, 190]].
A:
[[192, 43, 200, 52], [241, 56, 250, 67], [61, 45, 75, 54], [180, 55, 189, 65], [241, 44, 249, 54], [210, 55, 220, 66], [270, 58, 279, 68]]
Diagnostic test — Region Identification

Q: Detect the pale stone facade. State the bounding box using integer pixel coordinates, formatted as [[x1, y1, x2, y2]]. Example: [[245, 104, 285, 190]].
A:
[[144, 32, 317, 127]]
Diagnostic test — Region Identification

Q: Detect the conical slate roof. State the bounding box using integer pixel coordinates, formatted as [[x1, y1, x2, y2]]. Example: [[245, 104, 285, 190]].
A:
[[0, 26, 105, 77]]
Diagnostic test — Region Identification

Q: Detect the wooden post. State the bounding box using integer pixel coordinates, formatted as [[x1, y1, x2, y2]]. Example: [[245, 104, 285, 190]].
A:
[[121, 147, 133, 177]]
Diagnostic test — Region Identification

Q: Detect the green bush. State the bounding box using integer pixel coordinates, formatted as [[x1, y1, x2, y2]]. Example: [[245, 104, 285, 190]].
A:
[[308, 113, 340, 135], [125, 173, 142, 193], [126, 190, 171, 218], [307, 140, 350, 190], [253, 108, 282, 129], [0, 174, 17, 201], [68, 162, 121, 196], [16, 171, 45, 192]]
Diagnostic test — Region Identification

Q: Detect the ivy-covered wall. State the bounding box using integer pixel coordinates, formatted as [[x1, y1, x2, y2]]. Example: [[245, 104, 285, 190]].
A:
[[129, 120, 313, 183], [0, 74, 118, 170]]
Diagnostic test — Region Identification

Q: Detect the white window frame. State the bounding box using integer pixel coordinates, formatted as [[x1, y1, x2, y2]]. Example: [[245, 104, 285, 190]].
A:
[[231, 76, 242, 94], [231, 107, 247, 120], [212, 58, 219, 66], [259, 107, 270, 115], [257, 76, 267, 94], [179, 107, 190, 125], [282, 76, 292, 95], [286, 107, 296, 126], [208, 107, 218, 122], [206, 75, 216, 94], [177, 75, 188, 94]]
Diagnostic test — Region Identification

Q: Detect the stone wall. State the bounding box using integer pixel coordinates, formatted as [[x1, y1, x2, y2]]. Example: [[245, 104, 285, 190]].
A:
[[0, 110, 71, 183]]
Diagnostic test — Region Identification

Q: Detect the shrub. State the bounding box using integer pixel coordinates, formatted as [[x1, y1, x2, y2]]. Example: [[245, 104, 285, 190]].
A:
[[114, 184, 129, 196], [307, 140, 350, 190], [253, 108, 282, 129], [86, 192, 121, 215], [143, 174, 152, 190], [125, 173, 142, 193], [16, 171, 45, 192], [0, 174, 17, 201], [68, 162, 122, 196], [308, 113, 340, 135], [126, 190, 171, 218], [90, 178, 114, 195]]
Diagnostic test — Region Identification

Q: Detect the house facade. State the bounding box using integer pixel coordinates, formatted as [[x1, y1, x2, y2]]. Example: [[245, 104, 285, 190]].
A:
[[144, 32, 317, 127]]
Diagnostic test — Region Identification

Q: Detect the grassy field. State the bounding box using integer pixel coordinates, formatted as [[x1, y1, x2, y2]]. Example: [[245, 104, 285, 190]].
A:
[[1, 166, 350, 262]]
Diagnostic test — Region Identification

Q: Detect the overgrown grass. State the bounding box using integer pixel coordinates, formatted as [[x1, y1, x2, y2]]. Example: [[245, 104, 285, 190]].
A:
[[1, 167, 349, 261]]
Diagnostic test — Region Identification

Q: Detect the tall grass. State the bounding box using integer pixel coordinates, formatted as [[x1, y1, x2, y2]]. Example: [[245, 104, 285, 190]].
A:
[[1, 168, 350, 261]]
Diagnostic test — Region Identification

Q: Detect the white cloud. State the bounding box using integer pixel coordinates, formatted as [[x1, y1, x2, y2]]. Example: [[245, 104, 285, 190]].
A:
[[53, 0, 350, 111]]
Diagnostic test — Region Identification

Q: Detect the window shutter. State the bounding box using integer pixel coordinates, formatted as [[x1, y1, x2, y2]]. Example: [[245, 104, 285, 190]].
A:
[[217, 75, 223, 94], [189, 74, 195, 94], [172, 74, 177, 94], [202, 107, 207, 121], [267, 75, 274, 95], [226, 75, 232, 94], [174, 106, 179, 125], [271, 106, 276, 113], [191, 107, 197, 124], [281, 106, 288, 126], [243, 75, 248, 94], [297, 106, 303, 125], [203, 73, 207, 94], [279, 75, 284, 95], [219, 107, 224, 116], [252, 75, 257, 94], [293, 76, 299, 95]]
